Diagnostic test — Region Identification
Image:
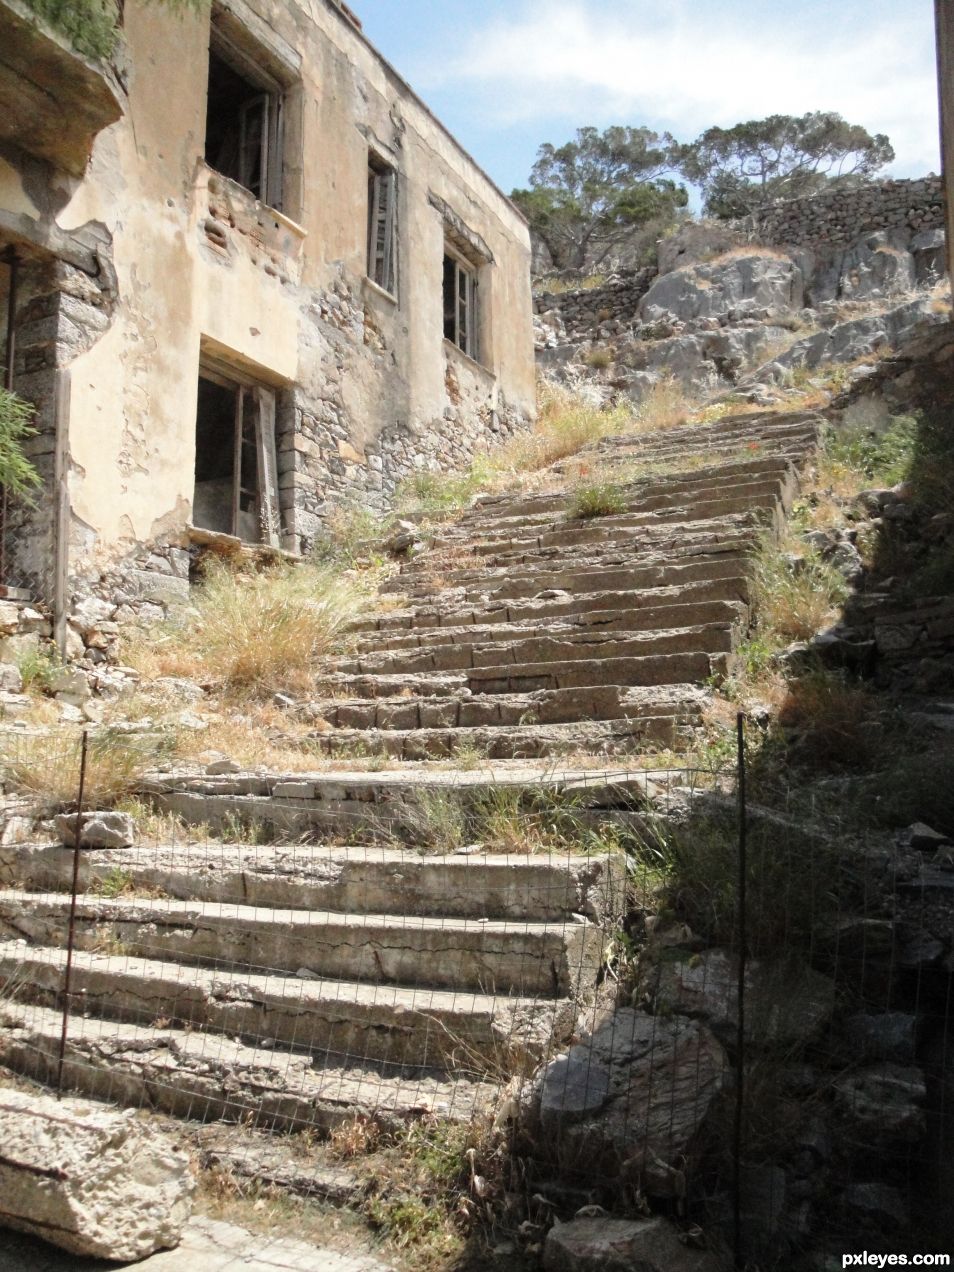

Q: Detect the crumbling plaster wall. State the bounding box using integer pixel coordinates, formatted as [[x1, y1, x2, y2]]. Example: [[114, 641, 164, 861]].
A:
[[2, 0, 534, 617]]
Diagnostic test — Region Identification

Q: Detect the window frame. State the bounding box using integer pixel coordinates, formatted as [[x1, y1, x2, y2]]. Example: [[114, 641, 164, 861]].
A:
[[442, 245, 479, 361], [367, 153, 398, 297], [194, 360, 281, 547], [206, 28, 286, 212]]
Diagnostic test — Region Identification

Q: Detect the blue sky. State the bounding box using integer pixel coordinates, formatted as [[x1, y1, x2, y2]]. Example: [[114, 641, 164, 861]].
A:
[[355, 0, 941, 196]]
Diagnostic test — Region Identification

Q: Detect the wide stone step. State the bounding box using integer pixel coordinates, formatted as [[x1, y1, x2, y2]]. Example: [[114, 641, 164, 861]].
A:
[[386, 557, 750, 603], [312, 682, 707, 731], [0, 942, 572, 1074], [420, 522, 761, 570], [140, 765, 662, 842], [0, 892, 602, 997], [332, 622, 737, 677], [449, 473, 793, 529], [0, 1002, 498, 1132], [0, 841, 622, 922], [311, 714, 694, 760], [353, 579, 751, 635], [352, 599, 748, 651], [429, 491, 779, 547]]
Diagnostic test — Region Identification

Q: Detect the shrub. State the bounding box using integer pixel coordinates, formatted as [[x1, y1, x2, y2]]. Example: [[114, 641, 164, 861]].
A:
[[568, 481, 626, 519], [776, 672, 877, 771], [0, 389, 40, 501], [583, 346, 613, 370]]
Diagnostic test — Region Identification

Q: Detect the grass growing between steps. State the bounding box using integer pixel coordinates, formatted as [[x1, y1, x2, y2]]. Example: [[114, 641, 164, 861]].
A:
[[0, 727, 169, 812], [125, 557, 376, 697]]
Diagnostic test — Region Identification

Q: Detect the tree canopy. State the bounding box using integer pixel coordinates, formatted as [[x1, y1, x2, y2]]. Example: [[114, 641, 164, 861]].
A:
[[675, 112, 895, 218], [511, 126, 688, 271]]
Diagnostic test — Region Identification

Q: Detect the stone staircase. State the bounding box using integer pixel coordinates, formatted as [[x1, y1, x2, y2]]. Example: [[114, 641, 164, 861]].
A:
[[0, 837, 621, 1131], [0, 408, 821, 1139], [310, 410, 821, 761]]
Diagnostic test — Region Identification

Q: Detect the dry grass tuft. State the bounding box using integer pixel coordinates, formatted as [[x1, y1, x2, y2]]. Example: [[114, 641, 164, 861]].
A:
[[1, 727, 163, 811], [750, 533, 849, 644], [632, 375, 691, 433], [127, 559, 372, 696]]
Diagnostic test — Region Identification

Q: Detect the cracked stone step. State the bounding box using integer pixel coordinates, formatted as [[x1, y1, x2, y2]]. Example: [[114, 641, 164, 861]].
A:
[[310, 714, 695, 760], [0, 1002, 499, 1133], [0, 841, 624, 922], [414, 492, 781, 551], [0, 892, 603, 997], [140, 765, 662, 841], [442, 472, 796, 530], [0, 942, 574, 1073], [382, 555, 752, 603], [425, 518, 762, 564], [352, 578, 751, 635], [351, 599, 748, 651], [311, 683, 708, 731], [330, 623, 738, 677]]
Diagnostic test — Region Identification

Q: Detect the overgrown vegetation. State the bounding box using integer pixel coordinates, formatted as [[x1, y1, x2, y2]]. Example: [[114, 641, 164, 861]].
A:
[[567, 480, 626, 519], [1, 726, 166, 811], [0, 388, 40, 501], [22, 0, 207, 60], [126, 558, 372, 696]]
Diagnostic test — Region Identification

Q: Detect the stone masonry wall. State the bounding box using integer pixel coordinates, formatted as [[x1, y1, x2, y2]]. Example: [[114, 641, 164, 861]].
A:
[[533, 268, 656, 340], [753, 177, 945, 252]]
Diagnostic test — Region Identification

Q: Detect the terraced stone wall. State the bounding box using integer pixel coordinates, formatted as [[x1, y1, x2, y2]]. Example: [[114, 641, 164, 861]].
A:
[[753, 176, 946, 252]]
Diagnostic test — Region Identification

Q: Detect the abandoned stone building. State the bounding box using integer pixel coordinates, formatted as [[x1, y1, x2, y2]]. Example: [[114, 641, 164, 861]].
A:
[[0, 0, 535, 641]]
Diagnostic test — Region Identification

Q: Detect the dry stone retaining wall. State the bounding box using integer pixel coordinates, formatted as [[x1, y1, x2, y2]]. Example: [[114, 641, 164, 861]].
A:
[[752, 177, 945, 251]]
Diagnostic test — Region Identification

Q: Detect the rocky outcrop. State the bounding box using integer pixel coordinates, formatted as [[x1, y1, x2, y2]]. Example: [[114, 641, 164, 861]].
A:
[[543, 1216, 724, 1272], [639, 252, 803, 325], [525, 1007, 728, 1198], [0, 1089, 194, 1260]]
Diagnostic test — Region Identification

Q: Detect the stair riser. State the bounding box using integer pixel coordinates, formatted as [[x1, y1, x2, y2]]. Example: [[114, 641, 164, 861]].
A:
[[0, 955, 574, 1073], [0, 902, 601, 997], [0, 1024, 488, 1134], [353, 599, 748, 652], [388, 559, 752, 604], [337, 625, 736, 677], [313, 715, 690, 760], [0, 844, 622, 923], [446, 478, 793, 535], [356, 580, 750, 634]]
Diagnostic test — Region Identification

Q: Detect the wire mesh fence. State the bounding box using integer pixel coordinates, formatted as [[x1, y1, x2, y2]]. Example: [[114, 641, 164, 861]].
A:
[[0, 722, 951, 1267]]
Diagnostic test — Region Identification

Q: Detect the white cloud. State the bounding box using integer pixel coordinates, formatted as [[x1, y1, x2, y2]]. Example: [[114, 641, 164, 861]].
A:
[[422, 0, 940, 175]]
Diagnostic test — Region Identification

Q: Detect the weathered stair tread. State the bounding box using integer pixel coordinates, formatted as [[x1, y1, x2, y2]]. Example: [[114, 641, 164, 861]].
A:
[[0, 891, 602, 995], [355, 580, 751, 634], [311, 682, 707, 731], [311, 716, 693, 759], [0, 941, 570, 1071], [332, 622, 737, 676], [0, 841, 623, 921], [0, 1002, 498, 1130], [351, 603, 748, 651]]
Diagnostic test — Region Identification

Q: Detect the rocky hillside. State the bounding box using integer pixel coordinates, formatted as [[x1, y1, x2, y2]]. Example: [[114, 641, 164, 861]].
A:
[[535, 218, 950, 410]]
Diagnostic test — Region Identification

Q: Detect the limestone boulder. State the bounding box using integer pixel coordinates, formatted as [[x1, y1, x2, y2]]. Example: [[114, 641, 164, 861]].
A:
[[526, 1008, 727, 1197], [543, 1216, 724, 1272], [0, 1088, 194, 1260], [650, 948, 835, 1046], [639, 253, 802, 325], [54, 810, 136, 849]]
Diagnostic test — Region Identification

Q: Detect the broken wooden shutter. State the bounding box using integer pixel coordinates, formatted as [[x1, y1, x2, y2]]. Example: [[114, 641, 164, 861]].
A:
[[238, 94, 269, 200], [368, 166, 396, 293], [267, 94, 284, 211], [253, 387, 281, 547]]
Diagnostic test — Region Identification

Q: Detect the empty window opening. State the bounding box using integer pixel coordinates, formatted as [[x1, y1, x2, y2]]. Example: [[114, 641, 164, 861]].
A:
[[443, 250, 478, 360], [367, 154, 397, 295], [205, 38, 283, 208], [193, 370, 280, 546]]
